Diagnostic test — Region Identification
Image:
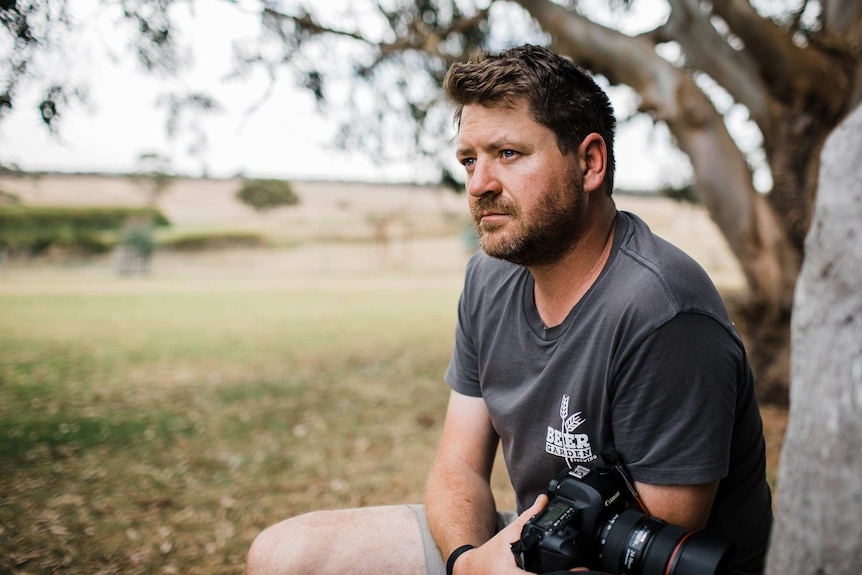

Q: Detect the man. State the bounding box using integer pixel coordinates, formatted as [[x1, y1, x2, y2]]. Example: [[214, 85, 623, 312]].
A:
[[246, 44, 773, 575]]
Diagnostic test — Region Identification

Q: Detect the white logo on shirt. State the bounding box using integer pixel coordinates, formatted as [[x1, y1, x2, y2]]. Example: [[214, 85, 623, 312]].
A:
[[545, 394, 597, 465]]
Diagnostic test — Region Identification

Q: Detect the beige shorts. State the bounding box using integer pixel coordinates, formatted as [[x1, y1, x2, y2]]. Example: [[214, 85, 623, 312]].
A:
[[407, 504, 518, 575]]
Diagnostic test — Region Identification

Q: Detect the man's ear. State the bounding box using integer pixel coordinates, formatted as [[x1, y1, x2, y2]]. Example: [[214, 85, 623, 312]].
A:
[[579, 133, 607, 194]]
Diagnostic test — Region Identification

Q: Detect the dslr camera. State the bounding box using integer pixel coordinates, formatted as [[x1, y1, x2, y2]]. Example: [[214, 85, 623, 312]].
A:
[[511, 460, 733, 575]]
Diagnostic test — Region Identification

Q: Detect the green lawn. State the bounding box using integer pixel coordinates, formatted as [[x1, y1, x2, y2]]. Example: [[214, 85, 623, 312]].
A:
[[0, 276, 463, 574]]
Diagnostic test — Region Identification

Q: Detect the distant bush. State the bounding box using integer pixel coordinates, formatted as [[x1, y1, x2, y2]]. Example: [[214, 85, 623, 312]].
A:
[[160, 231, 269, 251], [0, 206, 169, 256], [0, 206, 169, 230], [235, 179, 299, 212], [659, 183, 700, 205]]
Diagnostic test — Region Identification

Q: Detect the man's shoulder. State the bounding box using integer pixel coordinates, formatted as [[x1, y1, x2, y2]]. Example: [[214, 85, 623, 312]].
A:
[[616, 211, 705, 275], [612, 211, 728, 316]]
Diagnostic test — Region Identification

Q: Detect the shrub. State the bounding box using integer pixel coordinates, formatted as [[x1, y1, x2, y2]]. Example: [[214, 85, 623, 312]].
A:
[[0, 206, 169, 256], [160, 231, 269, 251], [235, 179, 299, 212], [659, 183, 700, 205], [118, 221, 157, 257]]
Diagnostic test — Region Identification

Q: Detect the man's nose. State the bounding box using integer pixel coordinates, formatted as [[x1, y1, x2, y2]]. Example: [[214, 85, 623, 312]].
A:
[[466, 160, 502, 197]]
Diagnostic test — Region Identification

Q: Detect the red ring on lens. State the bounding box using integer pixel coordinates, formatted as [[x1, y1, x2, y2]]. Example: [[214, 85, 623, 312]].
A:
[[664, 531, 696, 575]]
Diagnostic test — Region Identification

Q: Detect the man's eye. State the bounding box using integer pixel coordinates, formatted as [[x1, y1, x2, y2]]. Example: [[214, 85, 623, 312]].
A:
[[461, 158, 475, 167], [502, 150, 518, 159]]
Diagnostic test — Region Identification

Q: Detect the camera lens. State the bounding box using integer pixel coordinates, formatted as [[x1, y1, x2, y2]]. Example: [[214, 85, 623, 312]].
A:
[[599, 509, 732, 575]]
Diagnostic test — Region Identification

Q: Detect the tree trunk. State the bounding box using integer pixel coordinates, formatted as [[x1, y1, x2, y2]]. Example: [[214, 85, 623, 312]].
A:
[[765, 104, 862, 573]]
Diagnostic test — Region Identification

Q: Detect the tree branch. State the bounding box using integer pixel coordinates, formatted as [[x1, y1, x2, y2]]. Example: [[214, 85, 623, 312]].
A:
[[262, 4, 491, 78], [822, 0, 862, 37], [662, 0, 770, 128], [821, 0, 862, 108], [376, 6, 492, 63], [711, 0, 852, 121], [261, 7, 372, 44], [516, 0, 695, 120]]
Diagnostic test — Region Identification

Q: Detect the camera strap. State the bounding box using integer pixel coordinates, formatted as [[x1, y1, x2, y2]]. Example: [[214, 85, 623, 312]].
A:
[[601, 446, 649, 514], [510, 530, 539, 569]]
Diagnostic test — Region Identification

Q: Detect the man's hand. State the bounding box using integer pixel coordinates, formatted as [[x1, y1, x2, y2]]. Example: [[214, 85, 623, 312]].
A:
[[452, 495, 549, 575]]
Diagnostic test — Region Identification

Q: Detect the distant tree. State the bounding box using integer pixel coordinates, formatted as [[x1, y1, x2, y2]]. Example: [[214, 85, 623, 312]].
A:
[[658, 183, 699, 205], [235, 178, 300, 213], [765, 104, 862, 574], [3, 0, 862, 401], [129, 152, 175, 207], [115, 219, 157, 275], [117, 153, 176, 275]]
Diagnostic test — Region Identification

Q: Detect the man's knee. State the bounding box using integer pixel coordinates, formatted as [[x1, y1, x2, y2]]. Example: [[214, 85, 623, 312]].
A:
[[246, 506, 428, 575], [246, 520, 283, 575], [246, 512, 323, 575]]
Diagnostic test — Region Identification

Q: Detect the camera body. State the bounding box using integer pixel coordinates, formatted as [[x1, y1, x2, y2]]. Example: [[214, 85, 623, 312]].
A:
[[512, 464, 733, 575], [513, 464, 635, 573]]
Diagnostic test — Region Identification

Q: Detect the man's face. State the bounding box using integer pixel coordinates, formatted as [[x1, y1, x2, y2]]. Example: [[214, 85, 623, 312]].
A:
[[456, 102, 585, 267]]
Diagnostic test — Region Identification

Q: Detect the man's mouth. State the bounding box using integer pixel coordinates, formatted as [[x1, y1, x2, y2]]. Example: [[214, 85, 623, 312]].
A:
[[479, 211, 509, 222], [473, 198, 514, 225]]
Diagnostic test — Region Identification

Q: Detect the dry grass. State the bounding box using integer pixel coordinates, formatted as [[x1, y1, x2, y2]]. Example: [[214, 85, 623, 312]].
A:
[[0, 277, 465, 574]]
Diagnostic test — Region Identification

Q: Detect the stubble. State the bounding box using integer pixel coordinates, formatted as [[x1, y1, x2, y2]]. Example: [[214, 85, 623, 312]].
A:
[[472, 167, 586, 268]]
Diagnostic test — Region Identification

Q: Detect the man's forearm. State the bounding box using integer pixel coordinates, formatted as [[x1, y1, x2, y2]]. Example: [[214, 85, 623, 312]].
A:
[[427, 462, 551, 575], [425, 391, 502, 573], [425, 458, 498, 560]]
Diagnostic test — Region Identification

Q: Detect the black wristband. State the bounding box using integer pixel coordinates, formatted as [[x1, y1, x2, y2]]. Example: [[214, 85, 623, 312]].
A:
[[446, 544, 475, 575]]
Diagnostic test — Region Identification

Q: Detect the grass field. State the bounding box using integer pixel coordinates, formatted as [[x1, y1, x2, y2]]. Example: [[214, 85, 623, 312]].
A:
[[0, 265, 501, 574]]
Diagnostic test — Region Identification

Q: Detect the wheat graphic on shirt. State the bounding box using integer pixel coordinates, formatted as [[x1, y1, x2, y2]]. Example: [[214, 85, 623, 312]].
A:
[[559, 394, 586, 468]]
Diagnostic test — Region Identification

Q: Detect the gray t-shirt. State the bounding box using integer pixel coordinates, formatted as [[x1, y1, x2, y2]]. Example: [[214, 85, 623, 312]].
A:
[[445, 211, 772, 573]]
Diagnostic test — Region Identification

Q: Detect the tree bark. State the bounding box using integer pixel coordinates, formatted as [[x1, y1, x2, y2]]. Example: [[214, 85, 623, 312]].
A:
[[765, 104, 862, 574]]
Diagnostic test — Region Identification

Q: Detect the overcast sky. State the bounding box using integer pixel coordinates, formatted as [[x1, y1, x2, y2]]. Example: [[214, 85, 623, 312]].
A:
[[0, 0, 691, 190]]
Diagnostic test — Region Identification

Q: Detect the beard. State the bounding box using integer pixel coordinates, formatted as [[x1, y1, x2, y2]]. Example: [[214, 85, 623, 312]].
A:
[[471, 167, 586, 268]]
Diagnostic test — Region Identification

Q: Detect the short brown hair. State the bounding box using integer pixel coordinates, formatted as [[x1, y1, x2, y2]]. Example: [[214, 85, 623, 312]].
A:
[[443, 44, 616, 193]]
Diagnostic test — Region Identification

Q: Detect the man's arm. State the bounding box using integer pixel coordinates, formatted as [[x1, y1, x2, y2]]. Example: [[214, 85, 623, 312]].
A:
[[634, 481, 719, 531], [426, 391, 544, 575], [426, 391, 499, 556], [613, 314, 736, 532]]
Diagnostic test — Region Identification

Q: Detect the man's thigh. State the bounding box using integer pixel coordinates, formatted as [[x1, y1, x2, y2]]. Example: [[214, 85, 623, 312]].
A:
[[247, 504, 439, 575]]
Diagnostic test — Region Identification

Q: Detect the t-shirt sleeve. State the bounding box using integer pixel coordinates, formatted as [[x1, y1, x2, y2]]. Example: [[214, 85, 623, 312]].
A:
[[444, 290, 483, 397], [611, 312, 740, 485]]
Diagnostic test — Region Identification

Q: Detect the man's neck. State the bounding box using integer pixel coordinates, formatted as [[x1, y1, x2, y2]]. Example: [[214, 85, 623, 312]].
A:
[[530, 203, 618, 328]]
